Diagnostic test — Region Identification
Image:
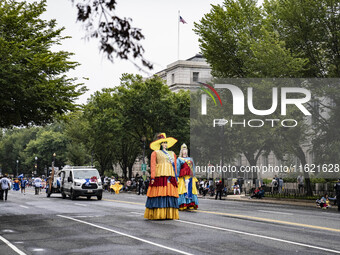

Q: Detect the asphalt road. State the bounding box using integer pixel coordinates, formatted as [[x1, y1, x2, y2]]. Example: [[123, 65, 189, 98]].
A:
[[1, 188, 340, 255]]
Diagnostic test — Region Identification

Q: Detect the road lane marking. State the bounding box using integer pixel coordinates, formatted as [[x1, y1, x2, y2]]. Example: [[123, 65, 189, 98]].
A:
[[103, 198, 144, 206], [74, 203, 87, 207], [73, 215, 101, 218], [130, 212, 144, 215], [102, 198, 340, 233], [2, 230, 15, 233], [19, 205, 29, 209], [32, 248, 45, 252], [57, 215, 193, 255], [257, 210, 293, 215], [0, 235, 27, 255], [176, 220, 340, 254], [198, 210, 340, 233]]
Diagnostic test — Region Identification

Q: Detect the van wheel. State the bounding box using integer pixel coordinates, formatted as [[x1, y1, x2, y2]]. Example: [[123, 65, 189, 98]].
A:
[[71, 190, 76, 200], [62, 192, 66, 199], [97, 195, 102, 200], [87, 196, 91, 200]]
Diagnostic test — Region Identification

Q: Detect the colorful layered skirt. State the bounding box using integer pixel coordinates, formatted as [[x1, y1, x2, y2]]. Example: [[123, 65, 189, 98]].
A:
[[144, 176, 179, 220], [178, 175, 199, 210]]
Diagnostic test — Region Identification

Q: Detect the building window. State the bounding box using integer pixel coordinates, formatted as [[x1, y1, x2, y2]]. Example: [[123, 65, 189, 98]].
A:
[[171, 73, 175, 84], [262, 155, 268, 166], [193, 72, 199, 82], [312, 100, 319, 127]]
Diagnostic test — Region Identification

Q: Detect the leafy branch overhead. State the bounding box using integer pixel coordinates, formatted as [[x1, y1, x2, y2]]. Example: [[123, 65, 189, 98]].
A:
[[73, 0, 153, 70], [0, 0, 86, 128]]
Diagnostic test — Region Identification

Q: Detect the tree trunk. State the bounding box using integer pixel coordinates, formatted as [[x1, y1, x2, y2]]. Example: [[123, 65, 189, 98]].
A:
[[128, 164, 133, 179], [295, 146, 313, 196]]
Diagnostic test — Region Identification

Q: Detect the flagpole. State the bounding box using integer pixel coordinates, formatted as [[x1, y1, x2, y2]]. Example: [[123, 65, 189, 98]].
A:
[[178, 10, 180, 60]]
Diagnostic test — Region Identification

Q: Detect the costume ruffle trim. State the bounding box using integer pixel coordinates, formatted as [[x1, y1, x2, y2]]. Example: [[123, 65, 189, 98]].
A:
[[147, 183, 179, 197], [179, 202, 198, 210], [150, 176, 177, 187], [178, 194, 199, 207], [144, 207, 179, 220], [155, 164, 176, 177], [178, 178, 198, 195], [179, 163, 193, 177], [145, 196, 179, 209]]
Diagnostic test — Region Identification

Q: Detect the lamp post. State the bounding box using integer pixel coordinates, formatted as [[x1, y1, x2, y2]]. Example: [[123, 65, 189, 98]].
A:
[[53, 153, 56, 168], [48, 153, 56, 196], [16, 160, 19, 177], [141, 136, 146, 179], [141, 136, 146, 165], [34, 156, 38, 176]]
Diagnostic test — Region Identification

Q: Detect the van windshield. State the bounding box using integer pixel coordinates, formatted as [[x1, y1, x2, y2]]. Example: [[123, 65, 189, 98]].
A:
[[73, 170, 99, 179]]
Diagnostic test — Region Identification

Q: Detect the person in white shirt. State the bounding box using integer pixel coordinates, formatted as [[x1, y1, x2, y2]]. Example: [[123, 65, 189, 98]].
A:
[[233, 182, 241, 195], [110, 177, 116, 194], [1, 174, 11, 201], [34, 176, 42, 195]]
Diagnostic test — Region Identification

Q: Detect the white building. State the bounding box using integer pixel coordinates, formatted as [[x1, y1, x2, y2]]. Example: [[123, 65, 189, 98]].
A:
[[155, 54, 213, 92]]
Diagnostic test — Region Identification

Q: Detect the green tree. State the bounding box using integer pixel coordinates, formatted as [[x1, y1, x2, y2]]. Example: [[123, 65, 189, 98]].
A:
[[83, 90, 121, 175], [63, 112, 92, 166], [0, 127, 39, 175], [0, 0, 86, 128], [194, 0, 306, 78], [82, 74, 190, 178], [194, 0, 308, 179], [265, 0, 340, 77], [23, 124, 69, 175]]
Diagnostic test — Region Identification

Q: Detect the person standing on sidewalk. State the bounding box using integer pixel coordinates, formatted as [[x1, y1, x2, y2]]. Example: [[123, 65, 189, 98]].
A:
[[297, 175, 304, 193], [215, 180, 223, 200], [21, 178, 28, 194], [335, 178, 340, 212], [137, 176, 144, 195], [34, 176, 42, 195], [0, 174, 11, 201]]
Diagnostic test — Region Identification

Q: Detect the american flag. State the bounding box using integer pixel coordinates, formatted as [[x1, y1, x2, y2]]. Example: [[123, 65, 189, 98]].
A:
[[179, 16, 187, 24]]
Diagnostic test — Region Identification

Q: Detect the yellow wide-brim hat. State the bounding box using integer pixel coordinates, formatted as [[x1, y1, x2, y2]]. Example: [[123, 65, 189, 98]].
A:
[[150, 133, 177, 151]]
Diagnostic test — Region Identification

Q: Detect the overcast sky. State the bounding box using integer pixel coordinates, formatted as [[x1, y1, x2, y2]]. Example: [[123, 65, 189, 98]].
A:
[[40, 0, 224, 104]]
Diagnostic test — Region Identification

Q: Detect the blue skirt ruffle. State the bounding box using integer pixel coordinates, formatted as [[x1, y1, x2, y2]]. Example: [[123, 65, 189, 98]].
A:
[[178, 194, 199, 206], [145, 196, 179, 209]]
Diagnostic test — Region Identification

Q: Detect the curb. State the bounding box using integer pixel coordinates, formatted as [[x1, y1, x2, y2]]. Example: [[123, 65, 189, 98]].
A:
[[198, 195, 339, 211]]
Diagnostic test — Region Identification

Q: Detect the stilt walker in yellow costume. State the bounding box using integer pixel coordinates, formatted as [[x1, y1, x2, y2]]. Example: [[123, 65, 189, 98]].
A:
[[144, 133, 179, 220], [177, 144, 198, 210]]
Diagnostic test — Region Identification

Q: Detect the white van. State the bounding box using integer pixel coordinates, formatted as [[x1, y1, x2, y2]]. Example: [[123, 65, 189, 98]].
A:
[[60, 166, 103, 200]]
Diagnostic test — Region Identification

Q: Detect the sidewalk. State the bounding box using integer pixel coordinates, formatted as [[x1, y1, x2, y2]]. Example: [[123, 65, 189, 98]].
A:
[[198, 194, 339, 210]]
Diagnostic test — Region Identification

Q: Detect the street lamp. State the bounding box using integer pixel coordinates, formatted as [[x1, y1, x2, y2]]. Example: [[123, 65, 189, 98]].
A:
[[141, 136, 146, 165], [16, 160, 19, 177], [34, 156, 38, 175], [141, 136, 146, 178], [52, 153, 56, 168], [48, 153, 56, 196]]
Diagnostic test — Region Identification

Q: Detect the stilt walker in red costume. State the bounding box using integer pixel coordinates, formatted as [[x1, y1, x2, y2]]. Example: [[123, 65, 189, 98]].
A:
[[177, 144, 198, 210]]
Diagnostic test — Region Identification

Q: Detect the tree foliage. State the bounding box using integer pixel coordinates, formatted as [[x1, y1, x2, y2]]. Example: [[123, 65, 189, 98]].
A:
[[72, 0, 153, 70], [82, 74, 190, 177], [0, 0, 86, 128], [194, 0, 340, 193]]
